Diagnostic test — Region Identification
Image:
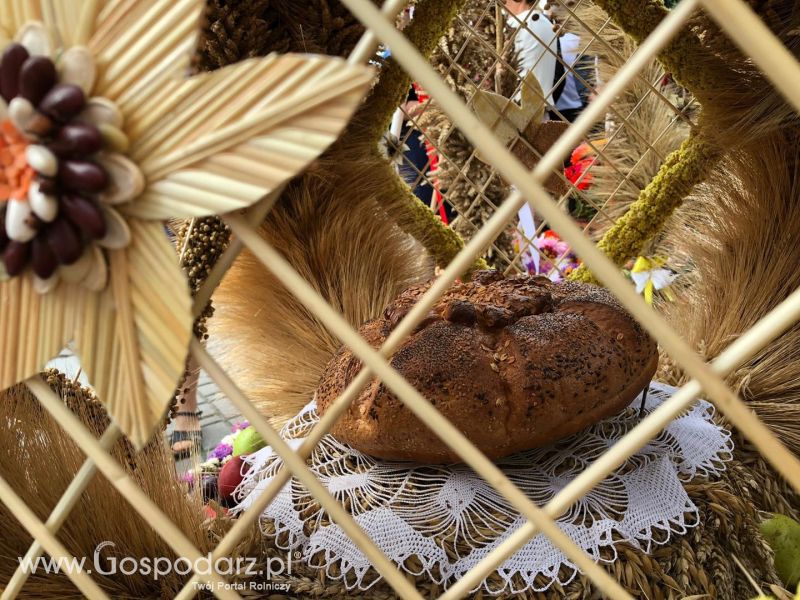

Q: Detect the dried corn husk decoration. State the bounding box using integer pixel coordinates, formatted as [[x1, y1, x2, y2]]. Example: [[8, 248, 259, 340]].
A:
[[471, 72, 568, 195], [0, 0, 373, 448]]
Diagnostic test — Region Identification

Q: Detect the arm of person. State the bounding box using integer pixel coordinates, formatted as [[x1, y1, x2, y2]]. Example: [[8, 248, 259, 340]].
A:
[[530, 41, 550, 96]]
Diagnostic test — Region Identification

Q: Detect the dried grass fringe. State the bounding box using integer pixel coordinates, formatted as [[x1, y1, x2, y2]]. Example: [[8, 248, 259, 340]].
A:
[[208, 148, 433, 425], [659, 132, 800, 456], [583, 1, 800, 459], [0, 372, 261, 599], [573, 0, 799, 280]]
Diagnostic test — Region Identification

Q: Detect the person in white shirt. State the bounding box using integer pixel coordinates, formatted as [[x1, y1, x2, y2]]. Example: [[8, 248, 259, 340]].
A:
[[505, 0, 558, 106], [553, 31, 584, 122], [504, 2, 561, 275]]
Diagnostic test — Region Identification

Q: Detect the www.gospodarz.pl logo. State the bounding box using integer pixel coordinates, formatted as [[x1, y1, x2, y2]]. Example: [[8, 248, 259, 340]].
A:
[[17, 541, 293, 582]]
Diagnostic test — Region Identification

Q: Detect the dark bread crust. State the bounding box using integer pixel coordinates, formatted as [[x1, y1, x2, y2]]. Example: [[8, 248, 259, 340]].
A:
[[316, 272, 658, 463]]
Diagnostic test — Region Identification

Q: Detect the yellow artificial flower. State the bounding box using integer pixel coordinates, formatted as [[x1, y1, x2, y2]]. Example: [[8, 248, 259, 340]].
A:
[[630, 255, 676, 305]]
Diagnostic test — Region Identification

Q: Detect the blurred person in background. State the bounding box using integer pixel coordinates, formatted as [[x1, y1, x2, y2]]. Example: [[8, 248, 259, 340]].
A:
[[547, 3, 593, 122], [504, 0, 558, 106], [386, 6, 452, 222], [504, 1, 558, 278]]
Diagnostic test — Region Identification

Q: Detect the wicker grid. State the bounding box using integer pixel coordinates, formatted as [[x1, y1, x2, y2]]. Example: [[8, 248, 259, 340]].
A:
[[3, 0, 800, 599], [395, 0, 699, 278], [393, 8, 575, 273]]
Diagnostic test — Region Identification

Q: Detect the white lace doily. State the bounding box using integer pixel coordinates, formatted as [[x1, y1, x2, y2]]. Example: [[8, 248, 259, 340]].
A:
[[234, 382, 733, 595]]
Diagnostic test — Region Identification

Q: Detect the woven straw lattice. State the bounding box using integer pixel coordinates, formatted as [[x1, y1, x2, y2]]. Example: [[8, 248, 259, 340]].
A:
[[2, 1, 800, 599], [408, 0, 699, 277]]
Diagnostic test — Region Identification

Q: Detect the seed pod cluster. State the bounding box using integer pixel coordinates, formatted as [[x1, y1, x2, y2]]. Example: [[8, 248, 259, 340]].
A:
[[0, 42, 113, 285]]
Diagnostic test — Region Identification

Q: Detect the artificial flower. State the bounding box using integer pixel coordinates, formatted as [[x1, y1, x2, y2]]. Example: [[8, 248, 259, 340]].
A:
[[630, 256, 676, 304], [514, 229, 581, 281], [564, 139, 607, 191], [209, 443, 234, 462], [0, 0, 373, 448], [530, 230, 581, 281], [182, 420, 253, 484]]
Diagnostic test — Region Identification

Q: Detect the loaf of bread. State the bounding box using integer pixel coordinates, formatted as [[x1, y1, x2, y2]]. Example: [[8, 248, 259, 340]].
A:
[[316, 271, 658, 463]]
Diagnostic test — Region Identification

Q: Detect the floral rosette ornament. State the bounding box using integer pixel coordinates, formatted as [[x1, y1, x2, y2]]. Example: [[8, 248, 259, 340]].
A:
[[0, 1, 373, 448], [0, 35, 139, 291]]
